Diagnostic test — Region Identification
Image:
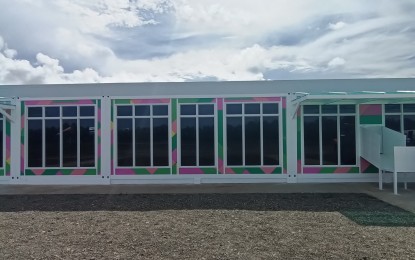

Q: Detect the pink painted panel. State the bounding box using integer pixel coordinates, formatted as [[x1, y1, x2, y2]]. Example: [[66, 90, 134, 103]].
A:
[[359, 104, 382, 116]]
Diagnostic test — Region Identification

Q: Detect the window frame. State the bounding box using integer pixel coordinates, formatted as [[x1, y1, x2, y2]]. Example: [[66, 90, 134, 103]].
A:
[[301, 104, 358, 167], [178, 103, 217, 168], [0, 115, 4, 169], [224, 101, 282, 167], [114, 103, 171, 168], [25, 105, 98, 169], [384, 103, 415, 146]]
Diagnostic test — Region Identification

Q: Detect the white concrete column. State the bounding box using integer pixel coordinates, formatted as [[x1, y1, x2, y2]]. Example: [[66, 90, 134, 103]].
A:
[[286, 94, 298, 183], [10, 98, 22, 183], [100, 96, 111, 184]]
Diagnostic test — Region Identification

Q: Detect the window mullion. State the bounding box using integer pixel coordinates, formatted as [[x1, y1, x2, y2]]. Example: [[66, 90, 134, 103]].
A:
[[77, 115, 80, 167], [319, 115, 322, 165], [42, 115, 45, 167], [150, 114, 153, 167], [132, 114, 136, 167], [242, 113, 245, 166], [337, 114, 341, 166]]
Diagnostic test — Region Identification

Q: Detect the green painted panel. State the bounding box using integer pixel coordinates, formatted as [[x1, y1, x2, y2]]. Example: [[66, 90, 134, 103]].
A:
[[201, 168, 217, 174], [0, 169, 4, 176], [154, 168, 171, 175], [360, 115, 382, 125], [348, 167, 360, 173], [114, 99, 131, 104], [178, 98, 215, 103]]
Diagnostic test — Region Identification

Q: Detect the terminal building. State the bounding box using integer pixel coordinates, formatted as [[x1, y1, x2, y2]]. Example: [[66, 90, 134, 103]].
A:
[[1, 78, 415, 191]]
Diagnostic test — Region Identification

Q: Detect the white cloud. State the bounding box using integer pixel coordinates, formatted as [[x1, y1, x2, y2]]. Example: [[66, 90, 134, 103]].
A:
[[0, 0, 415, 84]]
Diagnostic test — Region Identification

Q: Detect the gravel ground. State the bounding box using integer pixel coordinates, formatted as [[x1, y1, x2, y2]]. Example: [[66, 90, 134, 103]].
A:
[[0, 193, 414, 259]]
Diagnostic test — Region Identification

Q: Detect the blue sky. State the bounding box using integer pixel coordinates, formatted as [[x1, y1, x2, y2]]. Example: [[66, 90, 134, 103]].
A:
[[0, 0, 414, 84]]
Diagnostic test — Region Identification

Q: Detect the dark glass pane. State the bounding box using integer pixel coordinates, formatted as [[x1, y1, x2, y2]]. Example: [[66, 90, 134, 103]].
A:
[[245, 116, 261, 165], [135, 118, 151, 166], [322, 116, 338, 165], [385, 104, 401, 113], [245, 104, 260, 114], [385, 115, 401, 132], [45, 119, 60, 167], [339, 105, 355, 114], [28, 107, 42, 117], [199, 104, 214, 115], [62, 119, 78, 167], [117, 106, 132, 116], [153, 118, 169, 166], [180, 118, 196, 166], [153, 105, 168, 116], [199, 117, 215, 166], [80, 119, 95, 167], [226, 117, 242, 165], [181, 105, 196, 115], [322, 105, 337, 114], [303, 105, 319, 114], [45, 107, 60, 117], [304, 116, 320, 165], [62, 106, 77, 117], [263, 116, 279, 165], [117, 119, 133, 166], [28, 120, 43, 167], [80, 106, 95, 117], [135, 105, 150, 116], [404, 115, 415, 146], [0, 114, 2, 118], [263, 103, 279, 114], [0, 121, 3, 167], [340, 116, 356, 165], [226, 104, 242, 115], [403, 104, 415, 113]]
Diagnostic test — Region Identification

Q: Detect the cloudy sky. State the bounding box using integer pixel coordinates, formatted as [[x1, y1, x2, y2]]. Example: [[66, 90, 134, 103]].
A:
[[0, 0, 414, 84]]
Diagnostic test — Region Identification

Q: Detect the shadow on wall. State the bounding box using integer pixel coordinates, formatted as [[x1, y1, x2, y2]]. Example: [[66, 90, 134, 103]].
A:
[[0, 193, 414, 227]]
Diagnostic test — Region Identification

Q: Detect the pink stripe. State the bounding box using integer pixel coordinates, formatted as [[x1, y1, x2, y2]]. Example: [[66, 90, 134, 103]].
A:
[[218, 158, 224, 174], [130, 99, 170, 104], [243, 170, 250, 174], [31, 169, 45, 175], [115, 168, 136, 175], [225, 167, 235, 174], [297, 160, 302, 173], [20, 144, 25, 174], [260, 167, 276, 174], [359, 104, 382, 116], [360, 157, 370, 172], [25, 100, 53, 105], [303, 167, 322, 174], [172, 120, 177, 134], [179, 168, 204, 174], [225, 97, 282, 103], [72, 169, 87, 175], [334, 167, 351, 174], [172, 149, 177, 164], [282, 98, 286, 109], [217, 98, 223, 110]]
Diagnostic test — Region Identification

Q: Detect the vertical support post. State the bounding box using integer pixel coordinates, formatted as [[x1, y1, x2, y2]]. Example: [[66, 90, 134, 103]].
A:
[[378, 169, 383, 190], [100, 96, 111, 184], [394, 170, 398, 195], [10, 98, 21, 183], [286, 94, 298, 183]]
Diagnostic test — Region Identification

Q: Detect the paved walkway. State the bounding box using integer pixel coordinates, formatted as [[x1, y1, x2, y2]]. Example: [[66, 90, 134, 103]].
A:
[[0, 183, 414, 213]]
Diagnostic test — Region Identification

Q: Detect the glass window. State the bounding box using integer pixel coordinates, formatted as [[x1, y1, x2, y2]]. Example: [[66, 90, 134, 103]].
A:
[[62, 106, 77, 117], [385, 104, 415, 146], [135, 105, 150, 116], [226, 117, 243, 165], [385, 104, 401, 113], [179, 103, 215, 167], [263, 103, 278, 114], [28, 107, 42, 117], [226, 104, 242, 114], [117, 106, 132, 116], [80, 106, 95, 117], [322, 105, 337, 114], [0, 119, 3, 168], [199, 104, 214, 115], [180, 105, 196, 115], [153, 118, 169, 166], [303, 105, 356, 166], [45, 119, 60, 167], [45, 107, 60, 117], [27, 104, 97, 168], [135, 118, 151, 166], [245, 104, 260, 114], [117, 118, 133, 166], [80, 119, 95, 167], [116, 104, 170, 167], [339, 105, 355, 114], [226, 102, 280, 166], [303, 116, 320, 165], [303, 105, 319, 114], [153, 105, 168, 116], [28, 120, 43, 167]]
